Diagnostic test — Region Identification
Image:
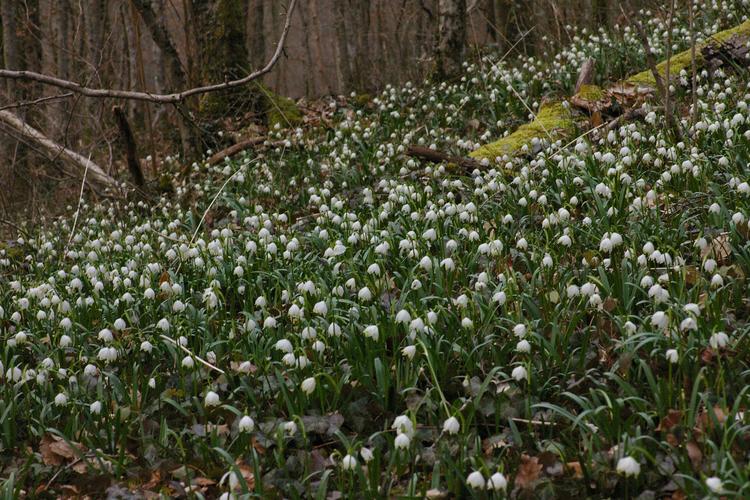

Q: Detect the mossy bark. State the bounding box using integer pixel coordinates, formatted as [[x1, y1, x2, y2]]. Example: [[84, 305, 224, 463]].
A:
[[626, 19, 750, 87], [470, 102, 575, 160]]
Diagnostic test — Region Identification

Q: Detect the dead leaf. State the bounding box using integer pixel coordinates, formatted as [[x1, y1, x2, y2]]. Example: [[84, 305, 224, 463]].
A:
[[685, 441, 703, 470], [696, 406, 727, 432], [701, 233, 731, 265], [566, 461, 583, 479], [656, 409, 682, 433], [514, 454, 543, 490]]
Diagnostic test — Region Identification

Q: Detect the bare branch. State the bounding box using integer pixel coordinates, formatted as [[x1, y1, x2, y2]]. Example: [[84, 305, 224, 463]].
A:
[[0, 110, 119, 190], [0, 92, 74, 112], [0, 0, 298, 104]]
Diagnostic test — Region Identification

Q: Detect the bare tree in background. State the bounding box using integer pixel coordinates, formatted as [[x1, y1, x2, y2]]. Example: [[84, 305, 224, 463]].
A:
[[435, 0, 467, 80]]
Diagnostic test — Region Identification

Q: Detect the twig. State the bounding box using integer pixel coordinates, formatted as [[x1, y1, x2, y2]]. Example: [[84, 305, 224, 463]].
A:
[[0, 0, 298, 104], [66, 154, 91, 249], [0, 92, 74, 112], [629, 10, 682, 140], [0, 218, 29, 239], [160, 335, 225, 374]]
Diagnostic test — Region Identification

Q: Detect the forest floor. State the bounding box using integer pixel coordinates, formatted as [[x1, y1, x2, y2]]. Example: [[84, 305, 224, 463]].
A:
[[3, 1, 750, 498]]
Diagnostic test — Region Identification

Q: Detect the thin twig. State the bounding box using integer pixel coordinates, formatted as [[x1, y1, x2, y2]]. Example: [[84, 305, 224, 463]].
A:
[[0, 92, 74, 112], [66, 155, 91, 249], [160, 335, 225, 374], [0, 0, 298, 104]]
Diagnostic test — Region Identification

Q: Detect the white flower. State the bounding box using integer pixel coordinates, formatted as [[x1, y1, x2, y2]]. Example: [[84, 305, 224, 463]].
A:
[[680, 317, 697, 332], [487, 472, 508, 491], [492, 291, 507, 304], [651, 311, 668, 331], [341, 454, 358, 470], [511, 366, 528, 381], [461, 317, 474, 329], [239, 415, 255, 432], [466, 471, 486, 489], [157, 318, 170, 332], [513, 324, 527, 338], [54, 393, 68, 407], [263, 316, 277, 329], [363, 325, 379, 341], [204, 391, 220, 407], [440, 258, 455, 271], [392, 415, 414, 437], [616, 456, 641, 477], [181, 356, 195, 369], [705, 476, 723, 493], [140, 340, 153, 353], [313, 301, 328, 316], [704, 258, 717, 273], [402, 345, 417, 359], [358, 287, 373, 301], [666, 349, 679, 363], [396, 309, 411, 323], [516, 340, 531, 353], [360, 447, 374, 462], [90, 401, 102, 414], [710, 331, 729, 349], [394, 433, 411, 449], [442, 416, 460, 434], [113, 318, 126, 330], [59, 335, 72, 348], [301, 377, 316, 395], [98, 328, 114, 343]]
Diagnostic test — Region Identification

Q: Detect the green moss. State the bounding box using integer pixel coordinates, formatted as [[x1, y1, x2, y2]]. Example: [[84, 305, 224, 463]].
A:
[[575, 84, 605, 101], [470, 102, 575, 160], [263, 85, 303, 129], [627, 19, 750, 86], [0, 242, 24, 262]]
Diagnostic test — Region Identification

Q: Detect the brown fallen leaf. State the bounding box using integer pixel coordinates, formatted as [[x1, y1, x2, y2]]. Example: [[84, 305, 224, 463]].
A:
[[696, 406, 727, 433], [566, 461, 583, 479], [701, 233, 731, 265], [685, 441, 703, 471], [656, 409, 682, 432], [515, 454, 543, 490]]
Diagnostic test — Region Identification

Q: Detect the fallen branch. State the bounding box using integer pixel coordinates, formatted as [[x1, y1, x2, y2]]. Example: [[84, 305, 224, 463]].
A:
[[0, 0, 297, 105], [160, 335, 225, 375], [406, 145, 482, 172], [0, 110, 119, 190], [207, 137, 269, 165]]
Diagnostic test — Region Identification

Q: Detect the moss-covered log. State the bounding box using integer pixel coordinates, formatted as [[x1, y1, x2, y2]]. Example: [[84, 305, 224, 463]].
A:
[[471, 19, 750, 161], [470, 102, 575, 159]]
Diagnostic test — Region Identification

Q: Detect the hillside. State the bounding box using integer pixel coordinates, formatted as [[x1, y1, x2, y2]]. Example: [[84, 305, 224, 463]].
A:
[[3, 2, 750, 498]]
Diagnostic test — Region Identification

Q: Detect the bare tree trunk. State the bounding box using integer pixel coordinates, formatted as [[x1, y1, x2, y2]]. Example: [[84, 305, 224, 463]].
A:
[[1, 0, 19, 95], [435, 0, 466, 80], [333, 0, 353, 91], [308, 0, 329, 95]]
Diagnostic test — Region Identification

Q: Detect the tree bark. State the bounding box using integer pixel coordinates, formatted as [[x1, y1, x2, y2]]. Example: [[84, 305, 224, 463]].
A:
[[1, 0, 19, 95], [435, 0, 466, 80]]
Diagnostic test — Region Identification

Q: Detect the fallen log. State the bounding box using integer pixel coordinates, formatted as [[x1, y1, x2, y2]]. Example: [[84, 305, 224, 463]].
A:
[[406, 145, 482, 172], [206, 137, 291, 166], [0, 109, 119, 191], [470, 19, 750, 161]]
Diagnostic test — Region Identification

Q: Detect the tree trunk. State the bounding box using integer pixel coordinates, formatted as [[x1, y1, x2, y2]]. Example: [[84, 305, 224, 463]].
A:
[[333, 0, 353, 91], [435, 0, 466, 80], [1, 0, 19, 95]]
